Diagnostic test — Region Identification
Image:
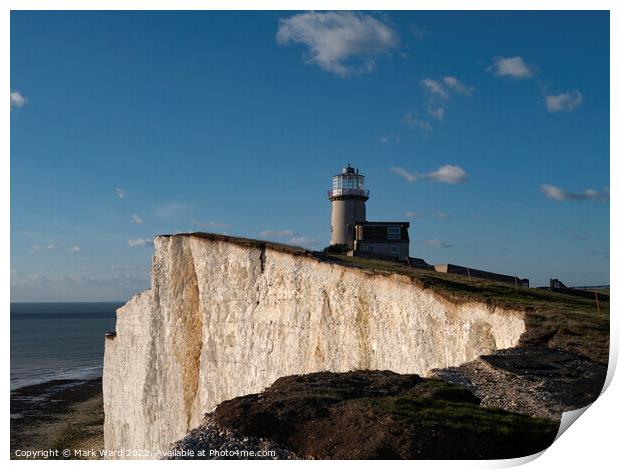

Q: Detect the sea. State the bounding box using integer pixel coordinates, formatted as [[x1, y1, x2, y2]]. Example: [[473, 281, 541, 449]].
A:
[[10, 302, 121, 390]]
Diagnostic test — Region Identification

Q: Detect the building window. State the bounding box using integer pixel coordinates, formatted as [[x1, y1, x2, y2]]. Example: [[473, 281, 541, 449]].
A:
[[387, 226, 401, 240]]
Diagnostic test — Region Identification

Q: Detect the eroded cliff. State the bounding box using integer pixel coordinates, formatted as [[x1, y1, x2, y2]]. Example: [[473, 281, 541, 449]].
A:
[[103, 233, 526, 457]]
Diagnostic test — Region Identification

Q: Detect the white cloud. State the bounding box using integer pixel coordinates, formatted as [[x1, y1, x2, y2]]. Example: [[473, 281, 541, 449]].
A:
[[131, 214, 144, 225], [424, 239, 454, 249], [442, 76, 474, 96], [420, 78, 449, 100], [545, 90, 583, 113], [115, 188, 127, 199], [192, 220, 230, 229], [391, 164, 468, 185], [390, 166, 418, 183], [426, 164, 468, 184], [276, 12, 399, 77], [540, 184, 608, 202], [435, 211, 450, 220], [259, 229, 295, 238], [10, 90, 26, 108], [427, 106, 445, 121], [128, 238, 153, 247], [69, 245, 81, 252], [404, 211, 422, 219], [403, 112, 432, 132], [289, 236, 319, 247], [487, 56, 534, 79], [32, 244, 55, 251], [420, 76, 473, 122]]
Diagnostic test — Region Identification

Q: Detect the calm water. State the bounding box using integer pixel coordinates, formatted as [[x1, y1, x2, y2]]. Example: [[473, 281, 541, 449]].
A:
[[10, 302, 121, 390]]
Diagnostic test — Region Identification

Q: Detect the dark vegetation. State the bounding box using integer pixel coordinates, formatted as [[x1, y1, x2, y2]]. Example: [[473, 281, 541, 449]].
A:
[[213, 370, 558, 459], [322, 243, 349, 254]]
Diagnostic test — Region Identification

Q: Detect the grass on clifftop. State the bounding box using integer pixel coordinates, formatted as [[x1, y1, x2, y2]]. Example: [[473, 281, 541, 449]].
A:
[[317, 254, 609, 365]]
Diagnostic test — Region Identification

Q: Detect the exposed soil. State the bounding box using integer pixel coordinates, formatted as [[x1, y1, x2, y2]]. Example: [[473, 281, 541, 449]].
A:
[[203, 370, 559, 459], [10, 378, 104, 460]]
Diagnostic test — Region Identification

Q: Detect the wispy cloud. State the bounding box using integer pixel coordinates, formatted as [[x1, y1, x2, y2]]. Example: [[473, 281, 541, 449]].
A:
[[128, 238, 153, 247], [32, 244, 55, 251], [587, 249, 610, 258], [421, 78, 449, 100], [154, 202, 192, 218], [540, 184, 609, 202], [390, 166, 418, 183], [68, 245, 81, 252], [379, 133, 400, 144], [570, 229, 591, 241], [442, 76, 474, 96], [392, 164, 468, 184], [545, 90, 583, 113], [435, 211, 450, 220], [10, 90, 26, 109], [276, 12, 399, 77], [115, 188, 127, 199], [419, 76, 473, 122], [424, 239, 454, 249], [487, 56, 534, 79], [402, 112, 432, 132], [427, 106, 445, 121], [259, 229, 295, 238], [131, 214, 144, 225], [192, 220, 230, 229], [404, 211, 422, 219], [289, 236, 319, 247]]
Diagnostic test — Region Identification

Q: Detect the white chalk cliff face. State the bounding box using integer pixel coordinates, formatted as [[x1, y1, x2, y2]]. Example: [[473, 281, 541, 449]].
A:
[[103, 234, 525, 458]]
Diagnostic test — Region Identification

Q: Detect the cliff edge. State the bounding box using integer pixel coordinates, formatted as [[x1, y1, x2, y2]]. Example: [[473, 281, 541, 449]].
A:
[[103, 233, 608, 458]]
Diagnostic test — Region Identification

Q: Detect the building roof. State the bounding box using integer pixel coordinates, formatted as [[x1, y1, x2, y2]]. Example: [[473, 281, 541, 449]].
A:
[[358, 221, 410, 228]]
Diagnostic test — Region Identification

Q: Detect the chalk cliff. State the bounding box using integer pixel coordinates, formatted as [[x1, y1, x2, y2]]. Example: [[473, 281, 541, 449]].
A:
[[103, 233, 525, 457]]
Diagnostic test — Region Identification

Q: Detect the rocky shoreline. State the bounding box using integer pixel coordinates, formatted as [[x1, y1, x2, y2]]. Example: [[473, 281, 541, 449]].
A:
[[10, 378, 104, 460]]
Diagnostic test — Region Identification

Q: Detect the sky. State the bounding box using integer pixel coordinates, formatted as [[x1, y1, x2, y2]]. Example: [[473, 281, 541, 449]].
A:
[[10, 10, 610, 301]]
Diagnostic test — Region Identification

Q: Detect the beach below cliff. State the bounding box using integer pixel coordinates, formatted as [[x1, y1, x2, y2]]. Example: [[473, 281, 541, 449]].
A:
[[10, 377, 104, 460]]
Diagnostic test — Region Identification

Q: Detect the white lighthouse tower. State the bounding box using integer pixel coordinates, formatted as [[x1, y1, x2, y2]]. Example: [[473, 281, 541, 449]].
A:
[[328, 165, 369, 248]]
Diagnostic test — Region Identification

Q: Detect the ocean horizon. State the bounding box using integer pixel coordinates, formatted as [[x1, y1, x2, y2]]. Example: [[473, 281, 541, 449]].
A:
[[10, 302, 121, 390]]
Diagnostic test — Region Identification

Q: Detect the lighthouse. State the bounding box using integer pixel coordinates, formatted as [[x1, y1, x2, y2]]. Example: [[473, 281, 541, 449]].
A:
[[328, 164, 369, 247], [327, 165, 411, 261]]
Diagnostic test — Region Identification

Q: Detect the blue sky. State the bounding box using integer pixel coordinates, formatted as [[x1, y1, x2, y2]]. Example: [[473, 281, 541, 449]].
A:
[[10, 10, 609, 301]]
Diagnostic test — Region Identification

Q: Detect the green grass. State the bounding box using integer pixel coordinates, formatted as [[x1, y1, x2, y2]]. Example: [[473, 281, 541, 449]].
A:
[[366, 378, 556, 437]]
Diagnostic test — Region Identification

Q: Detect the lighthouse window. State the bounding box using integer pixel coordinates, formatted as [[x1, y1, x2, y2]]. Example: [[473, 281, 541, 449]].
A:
[[387, 227, 401, 240]]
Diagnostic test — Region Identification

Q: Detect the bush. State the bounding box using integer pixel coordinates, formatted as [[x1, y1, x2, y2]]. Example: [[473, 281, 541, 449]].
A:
[[323, 243, 349, 254]]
